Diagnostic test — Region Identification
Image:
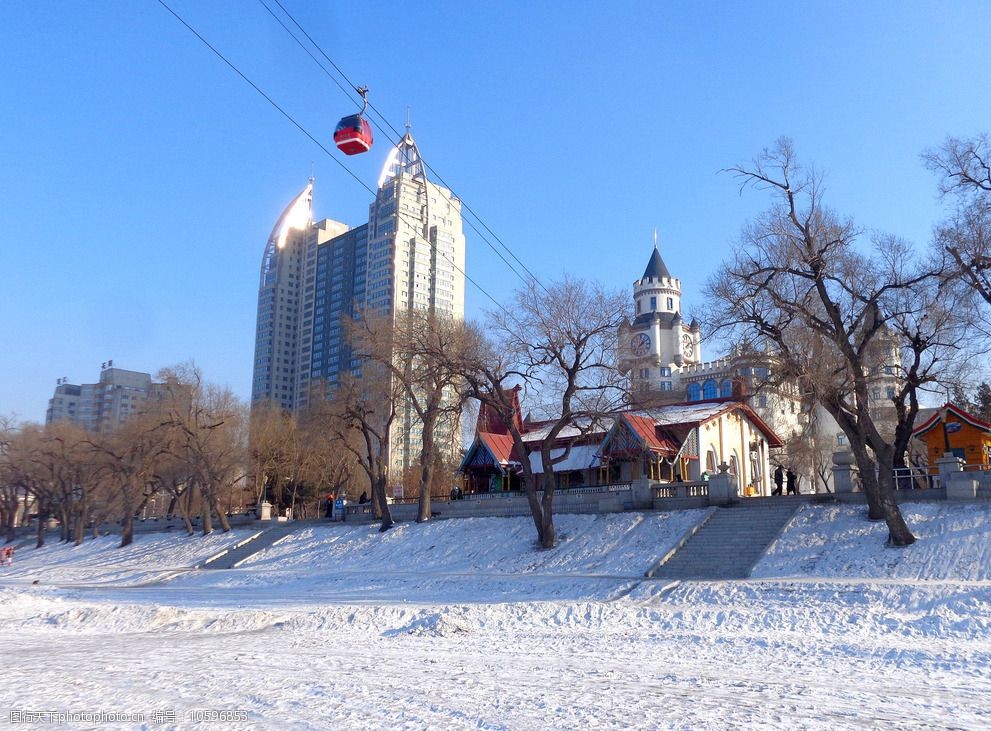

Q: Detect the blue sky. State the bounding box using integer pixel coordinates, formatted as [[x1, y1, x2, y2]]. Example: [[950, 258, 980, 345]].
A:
[[2, 1, 989, 423]]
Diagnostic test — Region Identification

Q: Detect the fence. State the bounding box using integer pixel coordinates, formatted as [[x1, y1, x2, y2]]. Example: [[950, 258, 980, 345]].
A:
[[653, 482, 709, 500], [893, 467, 939, 490]]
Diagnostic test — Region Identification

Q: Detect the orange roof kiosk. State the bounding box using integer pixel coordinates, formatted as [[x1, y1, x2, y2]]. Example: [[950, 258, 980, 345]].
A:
[[913, 403, 991, 468]]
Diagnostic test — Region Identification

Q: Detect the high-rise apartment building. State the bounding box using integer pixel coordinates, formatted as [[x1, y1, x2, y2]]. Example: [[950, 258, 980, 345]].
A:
[[251, 182, 349, 411], [46, 364, 177, 432], [251, 129, 466, 473]]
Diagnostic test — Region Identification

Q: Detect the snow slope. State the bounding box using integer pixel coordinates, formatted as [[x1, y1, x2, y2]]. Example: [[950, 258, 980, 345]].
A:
[[0, 504, 989, 730], [0, 529, 258, 586], [752, 502, 991, 580]]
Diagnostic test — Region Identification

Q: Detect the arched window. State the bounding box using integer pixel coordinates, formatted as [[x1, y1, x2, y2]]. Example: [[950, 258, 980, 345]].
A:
[[687, 383, 702, 401], [720, 380, 733, 398], [706, 448, 718, 473], [703, 379, 718, 399]]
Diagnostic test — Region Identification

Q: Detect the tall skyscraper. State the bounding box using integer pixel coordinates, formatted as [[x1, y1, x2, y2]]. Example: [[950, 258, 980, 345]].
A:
[[251, 129, 466, 472], [251, 182, 348, 411], [366, 130, 466, 473]]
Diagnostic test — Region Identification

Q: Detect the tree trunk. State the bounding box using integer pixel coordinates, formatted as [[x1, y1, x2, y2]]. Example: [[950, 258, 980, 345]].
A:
[[73, 515, 84, 546], [539, 485, 556, 549], [871, 443, 916, 546], [416, 424, 436, 523], [374, 476, 394, 532], [59, 508, 70, 543], [201, 497, 213, 535], [5, 510, 16, 543], [521, 479, 544, 546], [211, 493, 231, 532], [120, 513, 134, 548], [848, 438, 884, 520], [180, 490, 194, 535], [35, 511, 46, 549], [876, 469, 916, 546]]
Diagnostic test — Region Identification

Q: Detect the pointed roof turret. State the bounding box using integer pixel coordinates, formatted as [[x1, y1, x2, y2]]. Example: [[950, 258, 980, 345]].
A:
[[641, 245, 671, 281], [377, 128, 426, 188]]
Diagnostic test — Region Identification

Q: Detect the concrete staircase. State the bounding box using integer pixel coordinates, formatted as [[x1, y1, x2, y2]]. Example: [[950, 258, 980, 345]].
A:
[[649, 499, 801, 580], [199, 522, 302, 570]]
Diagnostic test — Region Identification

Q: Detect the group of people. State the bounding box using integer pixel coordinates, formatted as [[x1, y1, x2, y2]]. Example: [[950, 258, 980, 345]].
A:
[[772, 465, 800, 496], [0, 546, 14, 566]]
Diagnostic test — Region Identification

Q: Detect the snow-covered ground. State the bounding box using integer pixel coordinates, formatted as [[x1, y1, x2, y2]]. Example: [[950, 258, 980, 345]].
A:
[[0, 528, 259, 586], [1, 505, 990, 730], [752, 502, 991, 580]]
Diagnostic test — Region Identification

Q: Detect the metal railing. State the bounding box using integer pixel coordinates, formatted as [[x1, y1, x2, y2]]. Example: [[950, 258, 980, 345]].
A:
[[653, 481, 709, 499], [459, 483, 633, 500], [892, 467, 939, 490]]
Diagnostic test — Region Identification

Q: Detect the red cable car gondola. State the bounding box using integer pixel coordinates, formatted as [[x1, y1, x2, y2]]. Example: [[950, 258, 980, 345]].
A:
[[334, 86, 373, 155]]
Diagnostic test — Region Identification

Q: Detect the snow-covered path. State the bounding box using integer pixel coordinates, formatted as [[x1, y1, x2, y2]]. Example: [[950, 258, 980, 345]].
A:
[[1, 506, 989, 729]]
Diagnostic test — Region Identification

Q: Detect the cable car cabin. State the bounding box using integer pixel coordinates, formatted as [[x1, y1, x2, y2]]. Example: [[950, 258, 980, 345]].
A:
[[334, 114, 373, 155]]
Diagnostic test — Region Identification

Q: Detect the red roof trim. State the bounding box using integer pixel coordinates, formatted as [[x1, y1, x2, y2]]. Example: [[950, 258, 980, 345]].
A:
[[913, 403, 991, 437]]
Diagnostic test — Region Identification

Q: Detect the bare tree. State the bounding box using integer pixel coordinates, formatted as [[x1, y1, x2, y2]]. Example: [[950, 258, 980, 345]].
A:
[[296, 407, 358, 517], [247, 401, 307, 516], [0, 416, 22, 543], [925, 135, 991, 340], [453, 277, 628, 549], [87, 413, 170, 547], [352, 309, 472, 522], [159, 364, 247, 535], [317, 369, 398, 532], [17, 423, 103, 547], [705, 139, 969, 545]]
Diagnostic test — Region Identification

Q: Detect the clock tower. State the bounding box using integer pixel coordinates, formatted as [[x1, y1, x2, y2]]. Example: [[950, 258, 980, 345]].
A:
[[618, 241, 702, 400]]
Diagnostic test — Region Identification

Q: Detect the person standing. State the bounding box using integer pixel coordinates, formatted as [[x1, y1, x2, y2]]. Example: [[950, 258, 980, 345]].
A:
[[773, 465, 784, 496], [786, 468, 799, 495]]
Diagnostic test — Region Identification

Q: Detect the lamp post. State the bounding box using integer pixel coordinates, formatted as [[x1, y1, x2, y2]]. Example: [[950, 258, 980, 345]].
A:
[[942, 405, 952, 456]]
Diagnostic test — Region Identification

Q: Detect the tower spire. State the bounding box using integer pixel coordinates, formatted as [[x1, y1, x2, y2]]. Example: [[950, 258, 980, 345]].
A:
[[653, 227, 658, 250]]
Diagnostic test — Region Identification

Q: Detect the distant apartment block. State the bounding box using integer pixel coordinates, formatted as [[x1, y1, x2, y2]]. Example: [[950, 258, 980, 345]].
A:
[[45, 363, 177, 432]]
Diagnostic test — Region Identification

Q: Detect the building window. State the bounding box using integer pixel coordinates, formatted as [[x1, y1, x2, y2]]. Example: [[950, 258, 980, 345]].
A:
[[837, 434, 847, 445], [886, 387, 896, 399], [720, 380, 733, 398], [650, 296, 657, 311], [660, 367, 671, 377], [639, 368, 650, 379], [660, 381, 673, 391], [703, 380, 718, 399], [687, 383, 702, 401], [667, 297, 673, 310]]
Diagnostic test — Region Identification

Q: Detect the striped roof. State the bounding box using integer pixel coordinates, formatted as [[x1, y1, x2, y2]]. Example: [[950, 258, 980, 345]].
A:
[[913, 403, 991, 437]]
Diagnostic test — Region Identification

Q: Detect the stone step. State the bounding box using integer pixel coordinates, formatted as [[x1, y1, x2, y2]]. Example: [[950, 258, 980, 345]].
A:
[[199, 522, 303, 570], [649, 502, 799, 580]]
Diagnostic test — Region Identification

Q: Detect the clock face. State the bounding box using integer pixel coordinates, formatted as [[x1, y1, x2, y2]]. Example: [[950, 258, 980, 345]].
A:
[[682, 334, 695, 358], [631, 333, 651, 356]]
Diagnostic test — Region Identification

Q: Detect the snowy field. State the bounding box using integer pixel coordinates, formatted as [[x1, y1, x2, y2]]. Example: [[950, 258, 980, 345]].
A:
[[1, 505, 990, 730]]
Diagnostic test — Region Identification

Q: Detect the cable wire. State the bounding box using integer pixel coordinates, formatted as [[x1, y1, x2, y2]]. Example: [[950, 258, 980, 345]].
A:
[[262, 0, 549, 294], [155, 0, 506, 313]]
